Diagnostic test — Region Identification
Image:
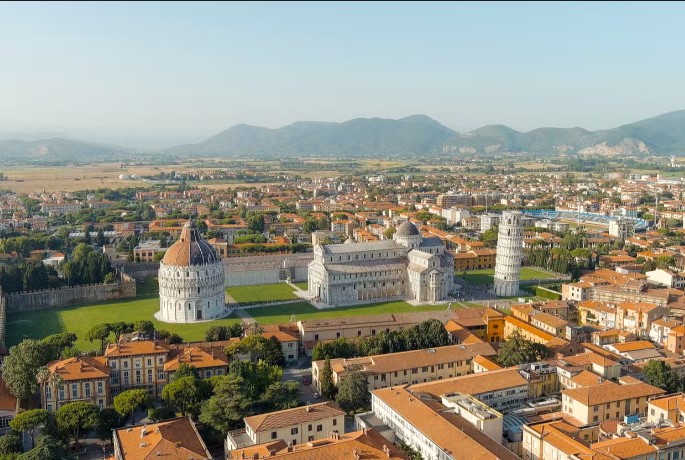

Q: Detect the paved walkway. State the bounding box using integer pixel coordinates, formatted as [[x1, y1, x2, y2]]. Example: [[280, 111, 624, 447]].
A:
[[232, 307, 255, 325]]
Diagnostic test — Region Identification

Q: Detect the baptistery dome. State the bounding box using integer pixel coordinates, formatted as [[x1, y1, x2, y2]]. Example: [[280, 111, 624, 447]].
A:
[[162, 221, 220, 266], [156, 221, 226, 323]]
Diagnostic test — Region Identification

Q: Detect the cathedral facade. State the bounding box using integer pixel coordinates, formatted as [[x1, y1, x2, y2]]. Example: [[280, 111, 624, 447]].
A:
[[308, 221, 454, 307], [157, 221, 226, 323]]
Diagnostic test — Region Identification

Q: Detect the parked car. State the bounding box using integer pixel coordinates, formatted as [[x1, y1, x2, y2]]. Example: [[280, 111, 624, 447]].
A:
[[303, 377, 311, 385]]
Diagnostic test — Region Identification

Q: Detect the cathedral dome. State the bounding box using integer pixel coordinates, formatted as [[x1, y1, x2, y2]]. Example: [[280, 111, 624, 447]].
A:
[[162, 221, 220, 266], [396, 221, 420, 237]]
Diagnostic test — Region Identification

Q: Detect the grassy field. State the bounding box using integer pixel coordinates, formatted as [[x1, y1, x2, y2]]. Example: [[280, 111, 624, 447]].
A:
[[6, 279, 241, 351], [294, 282, 308, 291], [247, 300, 450, 325], [458, 267, 559, 285], [226, 283, 299, 305]]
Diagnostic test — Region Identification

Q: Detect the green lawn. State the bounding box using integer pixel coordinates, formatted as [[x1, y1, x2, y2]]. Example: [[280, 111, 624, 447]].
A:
[[247, 300, 450, 325], [458, 267, 558, 285], [7, 279, 241, 352], [294, 282, 308, 291], [226, 283, 299, 305]]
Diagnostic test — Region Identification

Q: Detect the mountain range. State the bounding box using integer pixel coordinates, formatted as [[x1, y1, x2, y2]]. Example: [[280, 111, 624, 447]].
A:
[[3, 110, 685, 162]]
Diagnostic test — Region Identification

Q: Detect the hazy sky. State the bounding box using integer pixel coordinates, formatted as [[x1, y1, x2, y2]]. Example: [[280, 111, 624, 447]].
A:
[[2, 1, 685, 147]]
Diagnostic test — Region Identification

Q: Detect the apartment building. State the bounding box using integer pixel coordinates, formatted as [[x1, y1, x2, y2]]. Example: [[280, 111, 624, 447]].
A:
[[529, 312, 569, 337], [561, 378, 664, 426], [42, 356, 109, 411], [226, 402, 345, 452], [311, 342, 496, 392], [523, 399, 685, 460], [132, 240, 164, 262], [229, 430, 409, 460], [454, 249, 497, 271], [371, 385, 519, 460], [450, 307, 505, 343], [113, 417, 211, 460], [296, 311, 456, 354], [104, 341, 170, 398], [615, 301, 669, 337]]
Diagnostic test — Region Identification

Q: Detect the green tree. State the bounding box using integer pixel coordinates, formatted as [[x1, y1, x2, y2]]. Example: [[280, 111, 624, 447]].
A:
[[133, 320, 155, 337], [0, 432, 23, 456], [85, 323, 111, 353], [109, 322, 134, 342], [162, 376, 202, 416], [643, 360, 682, 394], [55, 402, 99, 449], [147, 406, 177, 422], [320, 358, 337, 400], [172, 363, 200, 381], [41, 333, 77, 361], [95, 408, 122, 443], [3, 340, 51, 402], [335, 371, 370, 414], [18, 434, 71, 460], [383, 226, 396, 240], [225, 335, 284, 366], [481, 227, 498, 248], [261, 381, 300, 411], [497, 330, 551, 367], [199, 374, 252, 434], [113, 389, 150, 425], [9, 410, 49, 449]]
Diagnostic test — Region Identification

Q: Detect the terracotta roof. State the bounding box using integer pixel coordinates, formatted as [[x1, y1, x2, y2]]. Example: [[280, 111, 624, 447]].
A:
[[318, 342, 496, 377], [562, 380, 663, 406], [472, 355, 502, 371], [231, 430, 409, 460], [48, 356, 109, 381], [163, 347, 228, 372], [244, 401, 345, 433], [113, 417, 211, 460], [408, 367, 528, 398], [104, 341, 170, 358], [609, 340, 655, 353], [372, 386, 518, 459], [161, 220, 220, 267]]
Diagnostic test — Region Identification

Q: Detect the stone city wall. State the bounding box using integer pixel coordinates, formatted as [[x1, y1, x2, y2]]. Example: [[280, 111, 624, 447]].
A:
[[5, 275, 137, 313]]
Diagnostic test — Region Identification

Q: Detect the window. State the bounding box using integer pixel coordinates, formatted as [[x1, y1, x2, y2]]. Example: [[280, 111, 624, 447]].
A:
[[291, 427, 298, 435], [316, 425, 322, 432], [271, 432, 277, 440], [308, 424, 312, 431], [85, 383, 91, 397], [97, 382, 103, 395], [59, 386, 65, 400], [71, 384, 78, 398], [333, 419, 337, 426]]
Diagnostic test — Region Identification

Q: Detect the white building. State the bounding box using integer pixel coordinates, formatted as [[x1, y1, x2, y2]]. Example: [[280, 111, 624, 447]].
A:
[[608, 218, 636, 239], [157, 221, 227, 323], [308, 221, 454, 307], [645, 268, 685, 289], [480, 213, 501, 233], [442, 208, 470, 226], [494, 211, 523, 297]]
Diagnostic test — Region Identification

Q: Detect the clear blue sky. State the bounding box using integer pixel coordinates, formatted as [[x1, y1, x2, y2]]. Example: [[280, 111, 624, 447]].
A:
[[2, 1, 685, 147]]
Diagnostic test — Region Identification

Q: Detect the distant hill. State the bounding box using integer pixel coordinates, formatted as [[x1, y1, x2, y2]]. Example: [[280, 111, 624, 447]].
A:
[[0, 138, 128, 163], [166, 114, 457, 156], [4, 110, 685, 162], [169, 110, 685, 157]]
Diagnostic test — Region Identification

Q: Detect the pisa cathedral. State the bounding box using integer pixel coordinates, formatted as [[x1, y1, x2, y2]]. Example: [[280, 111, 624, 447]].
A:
[[156, 221, 227, 323], [308, 221, 454, 307]]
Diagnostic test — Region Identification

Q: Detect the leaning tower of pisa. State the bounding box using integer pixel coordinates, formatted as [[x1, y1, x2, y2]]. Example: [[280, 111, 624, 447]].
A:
[[493, 211, 523, 297]]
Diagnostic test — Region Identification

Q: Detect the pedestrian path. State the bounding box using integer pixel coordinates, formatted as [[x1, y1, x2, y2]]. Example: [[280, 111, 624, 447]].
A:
[[232, 307, 255, 325]]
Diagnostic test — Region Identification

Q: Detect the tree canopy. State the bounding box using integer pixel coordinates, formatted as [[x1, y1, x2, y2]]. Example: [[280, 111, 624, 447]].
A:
[[497, 330, 551, 367]]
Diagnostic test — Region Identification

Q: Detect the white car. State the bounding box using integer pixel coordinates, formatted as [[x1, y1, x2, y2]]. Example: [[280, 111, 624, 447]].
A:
[[313, 392, 320, 398]]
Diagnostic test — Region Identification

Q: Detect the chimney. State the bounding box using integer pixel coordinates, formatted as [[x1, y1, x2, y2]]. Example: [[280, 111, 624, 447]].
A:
[[141, 426, 147, 438]]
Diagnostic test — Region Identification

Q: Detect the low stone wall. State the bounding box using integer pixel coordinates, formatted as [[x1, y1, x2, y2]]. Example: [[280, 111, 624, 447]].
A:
[[5, 277, 137, 313], [117, 262, 160, 280]]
